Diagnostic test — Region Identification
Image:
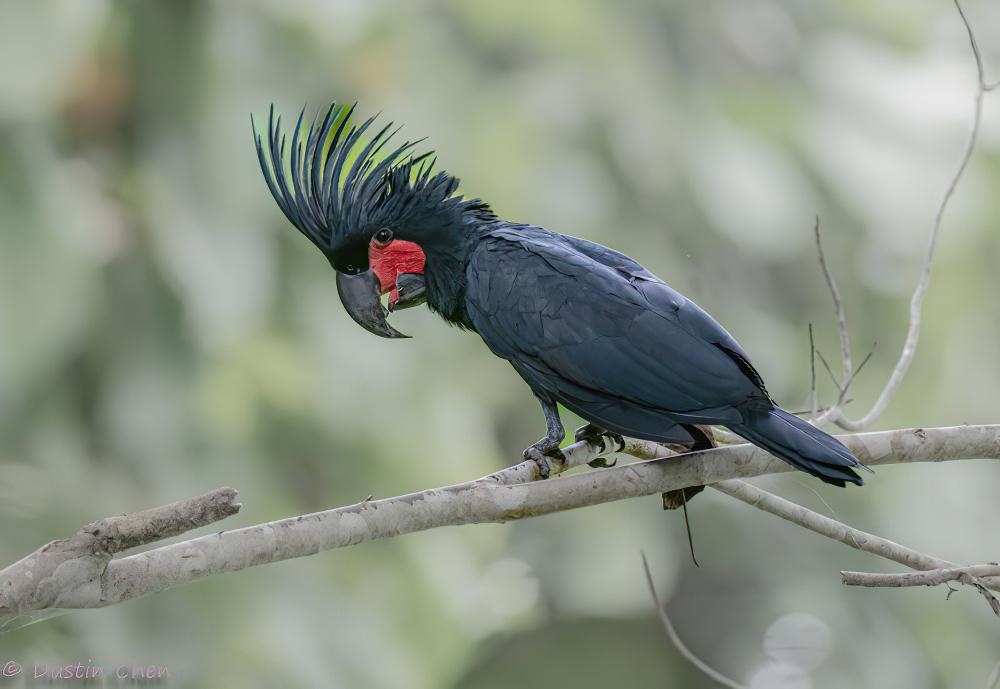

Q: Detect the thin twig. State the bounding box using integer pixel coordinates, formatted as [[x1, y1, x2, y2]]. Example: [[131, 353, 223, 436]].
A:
[[814, 217, 852, 382], [641, 553, 745, 689], [808, 323, 818, 417], [954, 0, 995, 93], [814, 348, 843, 394], [834, 341, 877, 408], [791, 399, 853, 416]]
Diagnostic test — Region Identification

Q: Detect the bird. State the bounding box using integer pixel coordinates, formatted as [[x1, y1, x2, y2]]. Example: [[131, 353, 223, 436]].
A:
[[252, 102, 868, 487]]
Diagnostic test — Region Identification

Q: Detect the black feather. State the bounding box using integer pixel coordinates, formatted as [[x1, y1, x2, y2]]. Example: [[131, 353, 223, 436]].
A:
[[252, 102, 485, 261]]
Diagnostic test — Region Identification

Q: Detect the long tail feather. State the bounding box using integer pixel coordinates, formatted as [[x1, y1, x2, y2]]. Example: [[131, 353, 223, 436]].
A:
[[729, 407, 868, 487]]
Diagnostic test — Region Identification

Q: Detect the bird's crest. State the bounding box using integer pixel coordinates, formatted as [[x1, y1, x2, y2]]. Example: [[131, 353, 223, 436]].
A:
[[252, 102, 469, 260]]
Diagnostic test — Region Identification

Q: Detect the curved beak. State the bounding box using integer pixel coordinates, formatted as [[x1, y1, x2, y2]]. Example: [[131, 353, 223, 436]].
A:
[[335, 270, 410, 339]]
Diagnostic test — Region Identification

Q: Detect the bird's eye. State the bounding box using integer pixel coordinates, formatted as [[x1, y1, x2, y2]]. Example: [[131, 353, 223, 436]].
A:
[[345, 264, 356, 274], [374, 228, 393, 245]]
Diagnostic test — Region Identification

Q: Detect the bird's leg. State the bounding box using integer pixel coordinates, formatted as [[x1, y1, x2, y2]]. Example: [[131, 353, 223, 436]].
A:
[[574, 423, 624, 467], [523, 397, 565, 480]]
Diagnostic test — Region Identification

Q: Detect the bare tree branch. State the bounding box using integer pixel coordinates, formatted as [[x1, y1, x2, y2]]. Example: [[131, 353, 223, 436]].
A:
[[1, 425, 996, 629], [842, 564, 1000, 587], [841, 565, 1000, 616], [0, 488, 240, 629], [712, 479, 999, 587], [623, 421, 1000, 611], [624, 441, 1000, 608]]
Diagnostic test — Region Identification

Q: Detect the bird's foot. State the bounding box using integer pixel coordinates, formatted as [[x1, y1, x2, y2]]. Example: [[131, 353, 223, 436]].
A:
[[574, 423, 606, 446], [522, 444, 565, 480], [574, 424, 624, 467]]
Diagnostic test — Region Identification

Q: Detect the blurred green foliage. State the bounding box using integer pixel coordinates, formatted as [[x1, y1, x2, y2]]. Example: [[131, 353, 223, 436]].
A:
[[0, 1, 998, 687]]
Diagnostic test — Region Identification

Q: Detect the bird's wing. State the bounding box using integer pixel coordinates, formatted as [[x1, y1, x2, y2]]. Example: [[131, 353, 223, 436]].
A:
[[464, 227, 770, 424], [558, 234, 662, 283], [560, 232, 765, 384]]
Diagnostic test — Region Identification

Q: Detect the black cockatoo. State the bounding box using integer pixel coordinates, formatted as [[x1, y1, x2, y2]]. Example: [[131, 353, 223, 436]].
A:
[[253, 103, 867, 487]]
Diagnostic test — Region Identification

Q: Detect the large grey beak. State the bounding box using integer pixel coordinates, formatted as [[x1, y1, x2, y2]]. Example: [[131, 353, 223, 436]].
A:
[[335, 270, 409, 339]]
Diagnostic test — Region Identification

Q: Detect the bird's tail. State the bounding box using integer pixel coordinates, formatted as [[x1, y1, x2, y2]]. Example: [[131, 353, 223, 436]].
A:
[[728, 407, 868, 487]]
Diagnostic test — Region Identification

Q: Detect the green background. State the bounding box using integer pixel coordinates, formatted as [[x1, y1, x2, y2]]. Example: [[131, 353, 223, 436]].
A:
[[1, 1, 998, 687]]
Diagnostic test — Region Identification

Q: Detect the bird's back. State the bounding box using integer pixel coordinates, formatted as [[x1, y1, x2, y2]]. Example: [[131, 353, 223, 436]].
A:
[[463, 224, 770, 430]]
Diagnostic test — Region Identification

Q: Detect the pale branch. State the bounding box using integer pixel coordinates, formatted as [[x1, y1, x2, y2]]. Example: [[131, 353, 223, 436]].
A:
[[622, 436, 1000, 606], [0, 487, 240, 629], [841, 565, 1000, 616], [0, 425, 997, 629], [709, 479, 998, 584], [714, 480, 1000, 599], [812, 0, 995, 431], [642, 553, 745, 689], [842, 564, 1000, 588]]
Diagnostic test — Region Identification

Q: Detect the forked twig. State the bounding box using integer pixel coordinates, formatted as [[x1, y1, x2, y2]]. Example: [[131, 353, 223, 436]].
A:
[[812, 0, 995, 431], [711, 479, 1000, 595]]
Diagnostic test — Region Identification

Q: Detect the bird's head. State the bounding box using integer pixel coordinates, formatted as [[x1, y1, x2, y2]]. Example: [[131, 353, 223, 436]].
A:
[[253, 102, 483, 338]]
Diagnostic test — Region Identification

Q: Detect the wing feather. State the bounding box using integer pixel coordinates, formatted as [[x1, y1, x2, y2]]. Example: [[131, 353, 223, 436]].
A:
[[465, 227, 768, 429]]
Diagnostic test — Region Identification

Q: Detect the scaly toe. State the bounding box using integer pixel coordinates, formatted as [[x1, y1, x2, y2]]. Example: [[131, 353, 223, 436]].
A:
[[522, 446, 562, 480], [525, 449, 551, 479]]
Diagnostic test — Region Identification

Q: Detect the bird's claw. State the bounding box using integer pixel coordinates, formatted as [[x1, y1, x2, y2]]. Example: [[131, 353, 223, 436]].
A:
[[522, 445, 564, 480], [575, 425, 624, 468], [574, 423, 605, 448], [574, 424, 624, 453]]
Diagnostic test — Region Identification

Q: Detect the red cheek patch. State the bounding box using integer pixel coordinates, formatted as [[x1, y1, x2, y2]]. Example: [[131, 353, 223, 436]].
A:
[[369, 239, 426, 302]]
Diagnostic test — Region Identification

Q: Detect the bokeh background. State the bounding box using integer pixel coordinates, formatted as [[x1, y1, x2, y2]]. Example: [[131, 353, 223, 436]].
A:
[[1, 1, 999, 687]]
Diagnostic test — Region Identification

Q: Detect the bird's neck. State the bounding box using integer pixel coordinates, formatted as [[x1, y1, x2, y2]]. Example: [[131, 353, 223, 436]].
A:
[[421, 212, 495, 329]]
